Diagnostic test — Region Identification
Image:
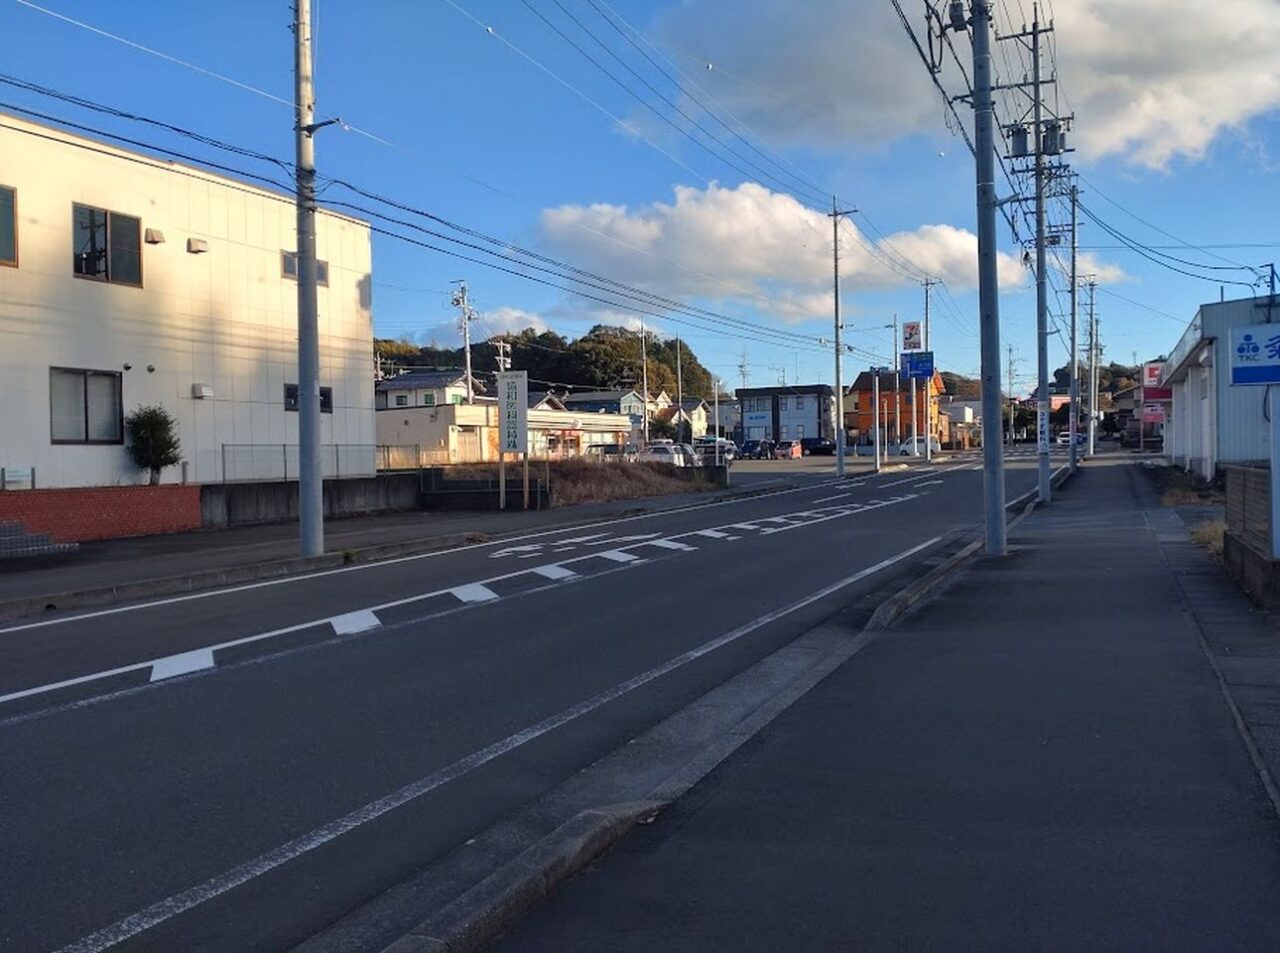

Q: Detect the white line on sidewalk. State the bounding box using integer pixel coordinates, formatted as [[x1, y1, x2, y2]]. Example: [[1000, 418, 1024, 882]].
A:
[[52, 535, 942, 953]]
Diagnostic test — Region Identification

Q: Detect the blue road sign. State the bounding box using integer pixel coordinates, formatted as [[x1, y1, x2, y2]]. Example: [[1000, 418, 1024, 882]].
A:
[[902, 351, 934, 380]]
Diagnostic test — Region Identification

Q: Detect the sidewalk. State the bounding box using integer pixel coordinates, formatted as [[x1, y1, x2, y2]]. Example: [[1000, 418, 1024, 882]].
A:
[[492, 462, 1280, 953], [0, 474, 801, 614]]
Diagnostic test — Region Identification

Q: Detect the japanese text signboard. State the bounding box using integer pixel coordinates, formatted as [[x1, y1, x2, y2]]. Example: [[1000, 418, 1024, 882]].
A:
[[497, 370, 528, 453], [1230, 325, 1280, 386], [902, 351, 934, 380]]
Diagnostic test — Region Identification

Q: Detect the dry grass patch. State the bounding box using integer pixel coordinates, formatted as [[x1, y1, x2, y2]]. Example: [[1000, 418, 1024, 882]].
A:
[[438, 460, 713, 505], [1143, 464, 1225, 506], [1190, 519, 1225, 559]]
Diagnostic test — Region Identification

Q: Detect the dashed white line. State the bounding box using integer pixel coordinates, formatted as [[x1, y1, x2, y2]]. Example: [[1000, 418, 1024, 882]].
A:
[[330, 609, 381, 636], [530, 565, 577, 580], [597, 550, 640, 563], [642, 539, 697, 552], [451, 583, 499, 603], [810, 493, 850, 504], [149, 648, 215, 682], [693, 529, 733, 539]]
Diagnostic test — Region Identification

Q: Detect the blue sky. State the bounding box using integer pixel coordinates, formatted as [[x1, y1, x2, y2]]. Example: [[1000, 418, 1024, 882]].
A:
[[3, 0, 1277, 394]]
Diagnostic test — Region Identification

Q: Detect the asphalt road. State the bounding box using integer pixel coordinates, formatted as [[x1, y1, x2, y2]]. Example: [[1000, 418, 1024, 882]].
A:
[[0, 453, 1049, 953]]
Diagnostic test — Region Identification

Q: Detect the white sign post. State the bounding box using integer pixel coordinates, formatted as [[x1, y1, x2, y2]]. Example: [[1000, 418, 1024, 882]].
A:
[[1229, 324, 1280, 558], [497, 371, 529, 510]]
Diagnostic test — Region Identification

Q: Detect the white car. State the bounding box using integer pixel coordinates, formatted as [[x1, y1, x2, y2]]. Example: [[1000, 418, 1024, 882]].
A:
[[638, 445, 686, 467], [898, 436, 942, 456]]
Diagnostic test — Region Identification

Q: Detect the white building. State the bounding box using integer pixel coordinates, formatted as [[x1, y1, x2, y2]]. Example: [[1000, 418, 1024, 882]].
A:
[[1162, 295, 1272, 480], [735, 386, 837, 442], [0, 112, 374, 489]]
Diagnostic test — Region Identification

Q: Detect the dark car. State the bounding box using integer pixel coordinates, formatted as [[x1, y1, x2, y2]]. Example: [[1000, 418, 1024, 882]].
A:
[[740, 439, 774, 460], [799, 437, 836, 456]]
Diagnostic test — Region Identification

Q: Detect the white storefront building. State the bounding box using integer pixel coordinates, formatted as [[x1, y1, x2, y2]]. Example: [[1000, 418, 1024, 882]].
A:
[[0, 112, 374, 489]]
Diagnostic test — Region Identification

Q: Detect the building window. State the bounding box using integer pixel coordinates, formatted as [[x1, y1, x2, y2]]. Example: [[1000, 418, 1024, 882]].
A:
[[795, 396, 804, 411], [50, 367, 122, 444], [284, 383, 334, 413], [394, 394, 408, 407], [281, 251, 330, 286], [451, 394, 464, 405], [796, 425, 806, 439], [422, 393, 436, 407], [73, 204, 142, 285], [779, 397, 788, 411], [0, 185, 15, 267]]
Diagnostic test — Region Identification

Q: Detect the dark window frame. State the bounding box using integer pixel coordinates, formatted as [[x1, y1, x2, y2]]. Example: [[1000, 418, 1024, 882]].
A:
[[284, 383, 334, 414], [0, 184, 16, 268], [72, 203, 143, 287], [49, 367, 124, 446], [281, 250, 330, 287]]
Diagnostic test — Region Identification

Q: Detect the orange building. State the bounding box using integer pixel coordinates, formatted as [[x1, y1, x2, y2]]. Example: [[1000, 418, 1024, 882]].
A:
[[845, 369, 945, 444]]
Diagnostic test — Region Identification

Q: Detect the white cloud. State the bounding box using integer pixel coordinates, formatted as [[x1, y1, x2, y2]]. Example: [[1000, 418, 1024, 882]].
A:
[[413, 306, 548, 346], [540, 182, 1025, 323], [649, 0, 1280, 169]]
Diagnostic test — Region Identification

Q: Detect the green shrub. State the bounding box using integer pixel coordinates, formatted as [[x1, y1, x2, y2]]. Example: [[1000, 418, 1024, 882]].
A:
[[125, 405, 183, 485]]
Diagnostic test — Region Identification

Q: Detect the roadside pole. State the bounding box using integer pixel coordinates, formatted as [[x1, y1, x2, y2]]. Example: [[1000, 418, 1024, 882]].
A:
[[923, 278, 937, 463], [499, 453, 506, 511], [1068, 183, 1080, 473], [830, 198, 856, 478], [1087, 279, 1098, 455], [1031, 6, 1051, 504], [872, 367, 882, 472], [893, 315, 901, 451], [910, 376, 918, 456], [293, 0, 324, 558], [640, 322, 649, 443], [970, 0, 1008, 555]]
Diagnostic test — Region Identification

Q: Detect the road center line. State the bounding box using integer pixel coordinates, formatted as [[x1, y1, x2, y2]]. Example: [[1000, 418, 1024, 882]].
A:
[[51, 535, 942, 953]]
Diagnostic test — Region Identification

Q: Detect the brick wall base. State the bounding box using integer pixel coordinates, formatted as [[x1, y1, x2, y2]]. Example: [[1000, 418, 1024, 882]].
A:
[[0, 485, 202, 542]]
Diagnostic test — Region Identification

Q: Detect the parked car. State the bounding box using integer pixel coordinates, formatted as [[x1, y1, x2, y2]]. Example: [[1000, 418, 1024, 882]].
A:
[[740, 439, 774, 460], [677, 443, 703, 467], [898, 436, 943, 456], [638, 445, 685, 467], [799, 437, 836, 456], [695, 437, 737, 463], [773, 440, 802, 459], [1054, 431, 1086, 446]]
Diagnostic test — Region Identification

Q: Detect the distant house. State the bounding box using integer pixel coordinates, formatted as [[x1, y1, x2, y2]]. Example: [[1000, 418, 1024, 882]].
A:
[[845, 371, 944, 444], [710, 397, 740, 440], [375, 368, 481, 410], [655, 398, 709, 440], [529, 391, 566, 411], [560, 389, 647, 418], [736, 385, 836, 442]]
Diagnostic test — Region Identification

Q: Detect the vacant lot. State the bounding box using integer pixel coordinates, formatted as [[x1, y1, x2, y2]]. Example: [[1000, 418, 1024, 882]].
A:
[[439, 460, 716, 505]]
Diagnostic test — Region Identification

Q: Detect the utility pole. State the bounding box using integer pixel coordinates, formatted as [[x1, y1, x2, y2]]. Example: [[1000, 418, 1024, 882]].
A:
[[293, 0, 324, 557], [640, 323, 650, 443], [830, 198, 856, 477], [1007, 346, 1017, 445], [1030, 4, 1051, 503], [1087, 277, 1099, 455], [1068, 182, 1080, 472], [892, 314, 901, 449], [737, 350, 749, 393], [452, 281, 475, 404], [970, 0, 1008, 555], [872, 366, 882, 472], [923, 277, 939, 463], [494, 338, 512, 373], [675, 332, 684, 442]]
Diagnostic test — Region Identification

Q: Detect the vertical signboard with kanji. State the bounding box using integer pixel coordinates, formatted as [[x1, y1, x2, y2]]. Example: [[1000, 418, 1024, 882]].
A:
[[498, 370, 528, 453]]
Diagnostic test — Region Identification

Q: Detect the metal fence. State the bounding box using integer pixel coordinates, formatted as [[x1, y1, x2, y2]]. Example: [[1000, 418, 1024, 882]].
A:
[[220, 444, 378, 483], [1225, 465, 1269, 554], [376, 445, 453, 470]]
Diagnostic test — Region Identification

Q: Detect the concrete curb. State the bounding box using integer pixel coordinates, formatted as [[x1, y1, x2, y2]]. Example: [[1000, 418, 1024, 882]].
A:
[[382, 802, 663, 953], [0, 480, 813, 623], [865, 463, 1074, 631]]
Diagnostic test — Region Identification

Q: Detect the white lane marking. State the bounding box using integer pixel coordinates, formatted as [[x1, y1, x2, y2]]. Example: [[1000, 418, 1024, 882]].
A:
[[810, 494, 849, 504], [4, 493, 922, 711], [693, 529, 732, 539], [915, 480, 944, 488], [54, 535, 942, 953], [148, 648, 215, 682], [450, 583, 499, 603], [330, 610, 381, 636], [530, 565, 577, 581], [642, 539, 696, 552], [729, 522, 761, 530], [0, 479, 849, 635]]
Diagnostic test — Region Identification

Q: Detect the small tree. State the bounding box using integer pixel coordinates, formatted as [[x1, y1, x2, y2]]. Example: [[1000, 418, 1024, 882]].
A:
[[125, 405, 182, 485]]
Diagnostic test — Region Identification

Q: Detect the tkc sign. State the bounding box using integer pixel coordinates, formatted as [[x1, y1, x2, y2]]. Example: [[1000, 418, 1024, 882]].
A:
[[1231, 325, 1280, 386]]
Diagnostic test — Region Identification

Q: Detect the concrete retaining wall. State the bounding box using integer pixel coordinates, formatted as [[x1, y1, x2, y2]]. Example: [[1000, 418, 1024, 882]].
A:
[[200, 474, 422, 528], [1224, 530, 1280, 609]]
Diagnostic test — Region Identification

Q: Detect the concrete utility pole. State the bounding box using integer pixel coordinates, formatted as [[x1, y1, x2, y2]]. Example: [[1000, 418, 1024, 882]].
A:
[[872, 366, 882, 472], [923, 277, 938, 463], [970, 0, 1008, 555], [675, 332, 684, 442], [293, 0, 324, 557], [830, 197, 856, 477], [1031, 5, 1051, 503], [494, 338, 512, 373], [892, 314, 901, 449], [451, 281, 475, 404], [1087, 277, 1099, 455], [738, 349, 749, 392], [1007, 345, 1017, 445], [640, 323, 650, 443], [1068, 182, 1080, 473]]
